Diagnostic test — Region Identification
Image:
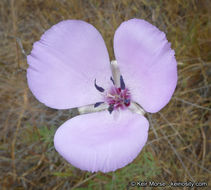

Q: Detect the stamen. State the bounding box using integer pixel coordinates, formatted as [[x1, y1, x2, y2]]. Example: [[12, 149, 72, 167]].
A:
[[110, 76, 115, 85], [94, 79, 105, 92], [124, 99, 130, 107], [124, 99, 130, 104], [108, 104, 114, 114], [94, 101, 104, 108], [120, 75, 125, 90]]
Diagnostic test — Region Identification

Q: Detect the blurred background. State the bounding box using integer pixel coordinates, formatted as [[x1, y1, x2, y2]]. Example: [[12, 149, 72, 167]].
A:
[[0, 0, 210, 189]]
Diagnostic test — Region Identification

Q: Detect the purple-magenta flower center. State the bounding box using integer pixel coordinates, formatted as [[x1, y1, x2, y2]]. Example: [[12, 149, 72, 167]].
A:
[[94, 75, 131, 114], [106, 86, 131, 112]]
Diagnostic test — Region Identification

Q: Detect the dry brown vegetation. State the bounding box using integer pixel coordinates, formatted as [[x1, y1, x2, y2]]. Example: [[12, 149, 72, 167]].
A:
[[0, 0, 210, 189]]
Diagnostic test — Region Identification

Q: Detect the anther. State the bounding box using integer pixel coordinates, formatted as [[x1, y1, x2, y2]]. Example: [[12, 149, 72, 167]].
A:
[[110, 76, 115, 85], [120, 75, 125, 90], [94, 79, 105, 92], [108, 104, 114, 114], [94, 101, 104, 108]]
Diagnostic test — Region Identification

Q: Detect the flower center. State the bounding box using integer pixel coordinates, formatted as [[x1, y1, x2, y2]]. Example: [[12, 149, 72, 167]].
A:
[[94, 75, 131, 114], [106, 86, 131, 113]]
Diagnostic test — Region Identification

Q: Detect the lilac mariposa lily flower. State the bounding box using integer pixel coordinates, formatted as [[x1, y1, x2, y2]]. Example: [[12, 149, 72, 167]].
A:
[[27, 19, 177, 173]]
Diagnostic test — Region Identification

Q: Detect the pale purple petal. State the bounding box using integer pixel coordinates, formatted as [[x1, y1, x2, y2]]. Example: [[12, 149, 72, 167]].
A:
[[114, 19, 177, 113], [27, 20, 111, 109], [54, 110, 149, 172]]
